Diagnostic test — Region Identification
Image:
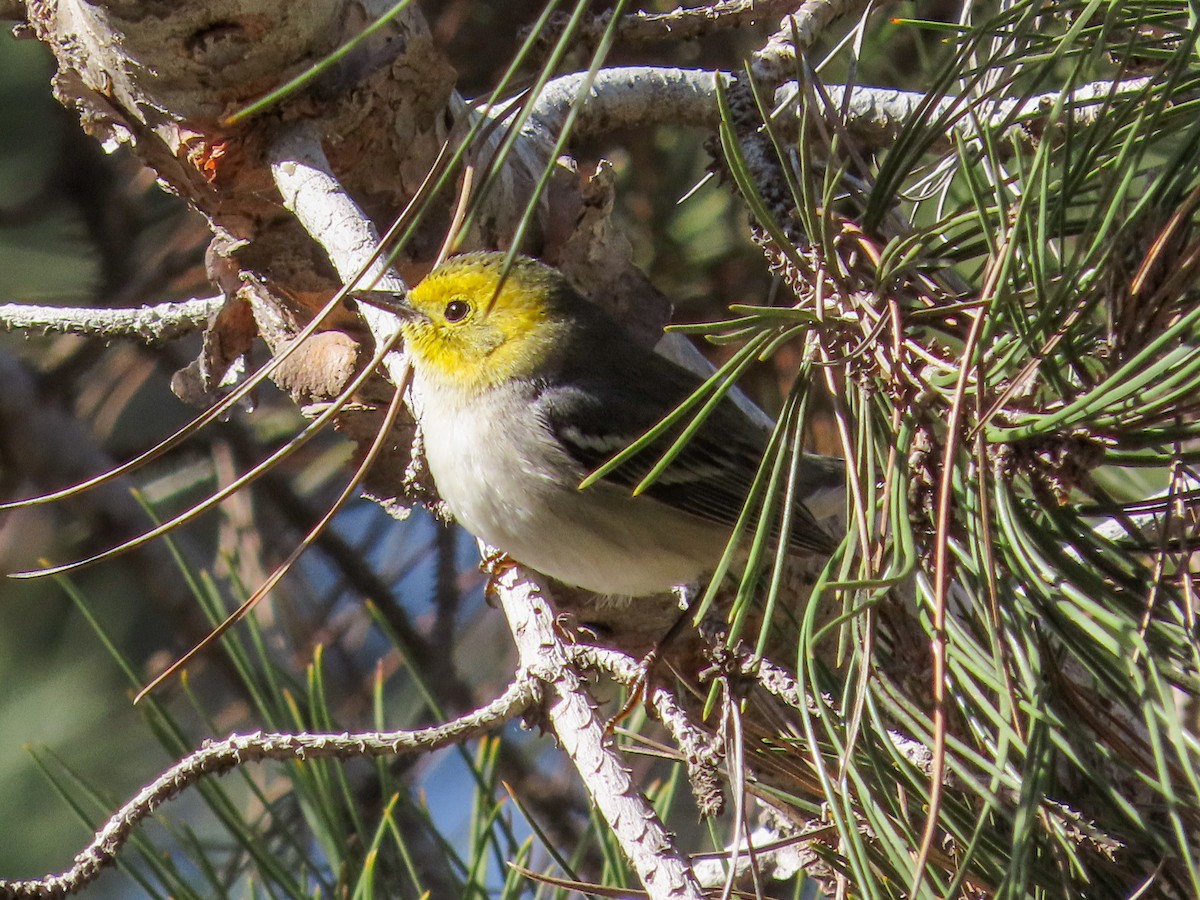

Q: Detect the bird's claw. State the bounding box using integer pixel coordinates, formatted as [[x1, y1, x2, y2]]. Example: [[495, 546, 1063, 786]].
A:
[[481, 550, 518, 606]]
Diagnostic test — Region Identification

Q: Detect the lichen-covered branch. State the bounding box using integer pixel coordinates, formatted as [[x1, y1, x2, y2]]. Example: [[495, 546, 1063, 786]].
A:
[[0, 296, 220, 341], [574, 645, 726, 818], [492, 565, 706, 900], [530, 66, 1160, 153], [270, 123, 410, 385], [0, 677, 538, 900]]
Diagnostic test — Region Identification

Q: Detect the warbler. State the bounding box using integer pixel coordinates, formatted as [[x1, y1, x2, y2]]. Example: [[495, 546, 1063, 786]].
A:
[[380, 252, 843, 597]]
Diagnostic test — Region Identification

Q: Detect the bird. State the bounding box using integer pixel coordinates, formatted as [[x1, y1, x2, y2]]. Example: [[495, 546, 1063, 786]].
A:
[[375, 251, 843, 597]]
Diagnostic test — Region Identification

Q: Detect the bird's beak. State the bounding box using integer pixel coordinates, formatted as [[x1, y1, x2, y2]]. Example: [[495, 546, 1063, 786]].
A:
[[349, 289, 428, 323]]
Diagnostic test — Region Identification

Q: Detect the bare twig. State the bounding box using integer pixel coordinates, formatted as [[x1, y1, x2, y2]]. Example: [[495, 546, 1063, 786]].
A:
[[529, 66, 1159, 152], [750, 0, 868, 84], [0, 677, 538, 900], [0, 296, 220, 342], [269, 124, 410, 387], [492, 564, 706, 900], [717, 636, 934, 775], [574, 645, 726, 818]]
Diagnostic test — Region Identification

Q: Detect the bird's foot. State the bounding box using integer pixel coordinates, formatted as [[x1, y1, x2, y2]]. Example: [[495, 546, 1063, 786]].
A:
[[481, 549, 518, 606]]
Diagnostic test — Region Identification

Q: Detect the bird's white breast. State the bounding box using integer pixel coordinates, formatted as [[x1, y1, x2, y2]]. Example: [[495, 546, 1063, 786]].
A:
[[412, 375, 727, 596]]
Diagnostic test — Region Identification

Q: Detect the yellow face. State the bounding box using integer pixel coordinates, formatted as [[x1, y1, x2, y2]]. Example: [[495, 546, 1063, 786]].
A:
[[400, 253, 573, 394]]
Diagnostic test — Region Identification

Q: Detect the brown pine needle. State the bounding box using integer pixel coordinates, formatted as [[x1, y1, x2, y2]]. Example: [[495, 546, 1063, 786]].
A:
[[436, 163, 476, 266]]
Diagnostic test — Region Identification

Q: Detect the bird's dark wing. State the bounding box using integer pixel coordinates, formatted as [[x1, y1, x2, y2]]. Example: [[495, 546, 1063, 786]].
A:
[[537, 345, 844, 556]]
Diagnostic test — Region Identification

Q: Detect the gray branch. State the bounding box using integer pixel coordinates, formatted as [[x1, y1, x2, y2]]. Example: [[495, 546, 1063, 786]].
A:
[[0, 676, 538, 899], [492, 564, 706, 900], [0, 296, 221, 342], [552, 0, 862, 63], [526, 67, 724, 136], [574, 645, 725, 818], [529, 66, 1157, 152], [270, 123, 410, 387], [750, 0, 869, 85], [745, 650, 933, 774]]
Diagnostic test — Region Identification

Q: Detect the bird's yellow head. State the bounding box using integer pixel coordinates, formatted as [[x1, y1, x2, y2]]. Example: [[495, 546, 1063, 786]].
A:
[[396, 253, 577, 394]]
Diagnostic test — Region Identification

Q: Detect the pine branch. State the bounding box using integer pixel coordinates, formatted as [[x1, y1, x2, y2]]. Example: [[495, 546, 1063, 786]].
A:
[[0, 677, 538, 899], [750, 0, 868, 83], [574, 645, 726, 817], [269, 124, 410, 386], [0, 296, 220, 341], [529, 67, 1159, 151], [491, 563, 706, 900]]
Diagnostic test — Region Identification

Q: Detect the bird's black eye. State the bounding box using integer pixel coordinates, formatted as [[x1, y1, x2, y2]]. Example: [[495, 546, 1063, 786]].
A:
[[444, 299, 470, 322]]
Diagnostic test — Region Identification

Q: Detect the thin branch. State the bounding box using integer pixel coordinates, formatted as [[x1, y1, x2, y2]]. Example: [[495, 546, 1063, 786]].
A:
[[529, 66, 1159, 152], [492, 563, 706, 900], [783, 75, 1159, 150], [692, 822, 838, 890], [0, 296, 221, 342], [528, 67, 724, 135], [0, 677, 539, 900], [720, 637, 934, 775], [1090, 471, 1200, 543], [750, 0, 867, 85], [269, 124, 410, 386], [574, 645, 725, 818]]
